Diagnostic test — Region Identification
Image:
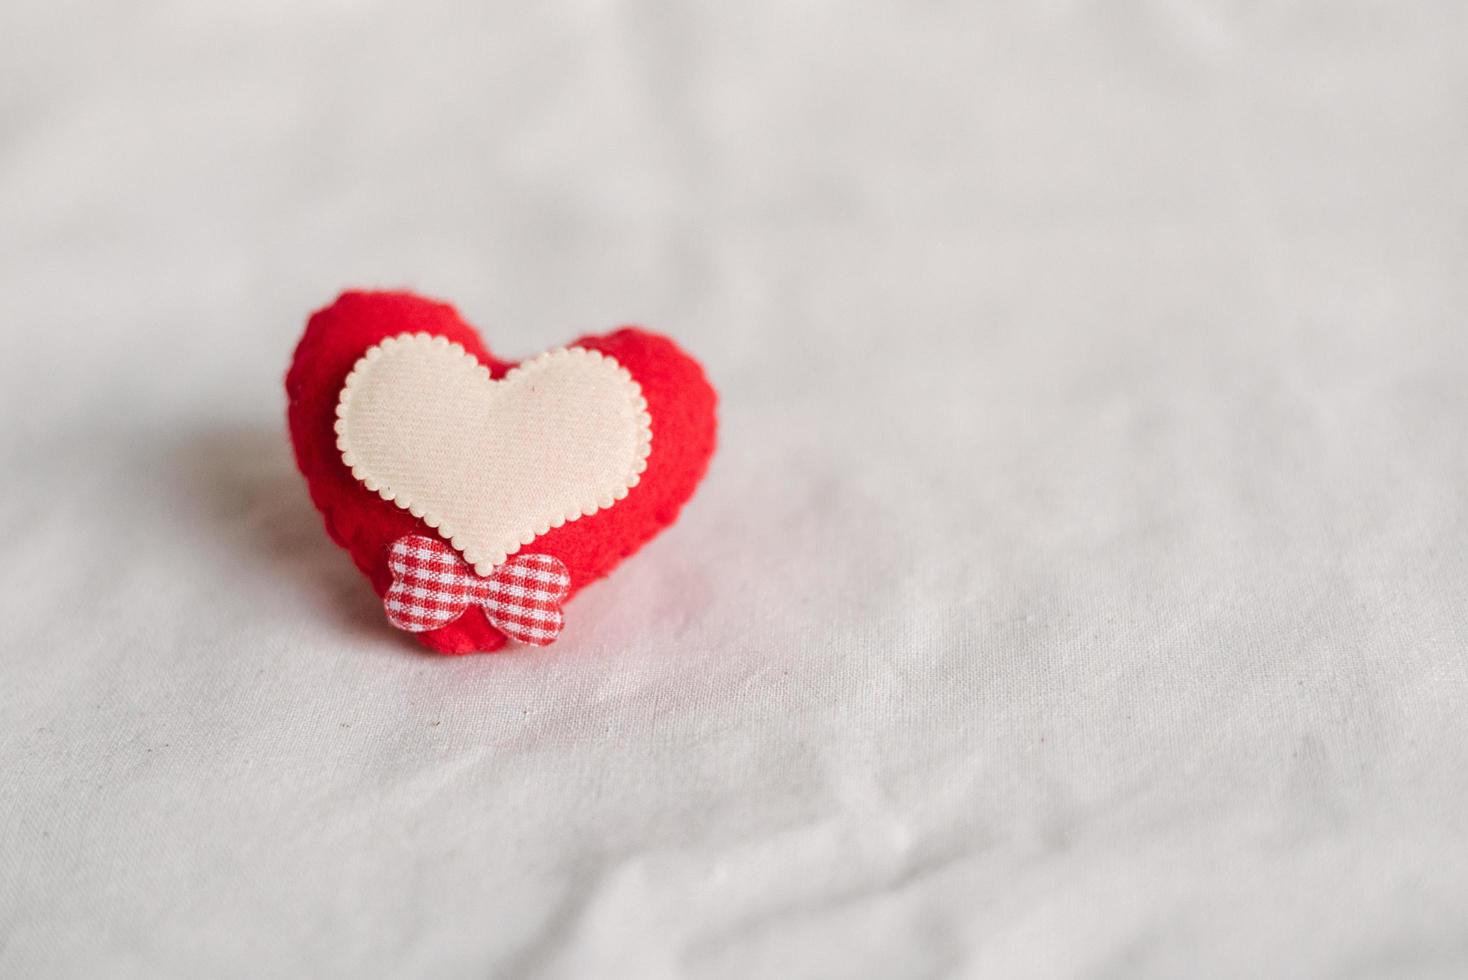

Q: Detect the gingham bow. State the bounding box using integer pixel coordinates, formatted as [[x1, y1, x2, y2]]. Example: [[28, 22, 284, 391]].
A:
[[383, 535, 572, 646]]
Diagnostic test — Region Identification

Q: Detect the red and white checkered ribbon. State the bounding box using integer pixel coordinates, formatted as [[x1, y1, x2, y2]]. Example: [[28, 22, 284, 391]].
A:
[[383, 535, 572, 646]]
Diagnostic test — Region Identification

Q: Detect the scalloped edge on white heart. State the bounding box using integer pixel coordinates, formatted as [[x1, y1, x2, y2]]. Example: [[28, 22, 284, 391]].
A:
[[333, 333, 652, 576]]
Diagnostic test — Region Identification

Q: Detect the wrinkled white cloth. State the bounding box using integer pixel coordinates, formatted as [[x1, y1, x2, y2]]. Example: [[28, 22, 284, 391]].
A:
[[2, 3, 1466, 978]]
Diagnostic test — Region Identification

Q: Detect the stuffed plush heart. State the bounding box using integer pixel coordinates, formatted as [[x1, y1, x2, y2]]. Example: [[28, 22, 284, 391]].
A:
[[286, 290, 717, 654]]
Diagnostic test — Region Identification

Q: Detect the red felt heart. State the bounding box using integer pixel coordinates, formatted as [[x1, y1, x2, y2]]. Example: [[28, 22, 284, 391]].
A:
[[286, 290, 717, 654]]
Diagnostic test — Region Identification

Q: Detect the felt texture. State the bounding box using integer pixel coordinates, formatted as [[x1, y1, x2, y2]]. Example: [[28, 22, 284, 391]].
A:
[[286, 290, 717, 654], [336, 337, 652, 575]]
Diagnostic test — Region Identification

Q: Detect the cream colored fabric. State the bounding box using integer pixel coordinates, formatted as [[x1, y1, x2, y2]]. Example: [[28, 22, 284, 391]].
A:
[[8, 4, 1468, 978], [335, 335, 651, 575]]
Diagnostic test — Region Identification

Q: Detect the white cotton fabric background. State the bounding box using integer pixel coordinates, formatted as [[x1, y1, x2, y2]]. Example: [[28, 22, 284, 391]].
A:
[[2, 2, 1466, 977]]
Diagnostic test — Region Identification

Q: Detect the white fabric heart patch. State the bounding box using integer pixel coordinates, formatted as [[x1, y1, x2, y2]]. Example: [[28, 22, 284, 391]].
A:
[[334, 333, 652, 575]]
